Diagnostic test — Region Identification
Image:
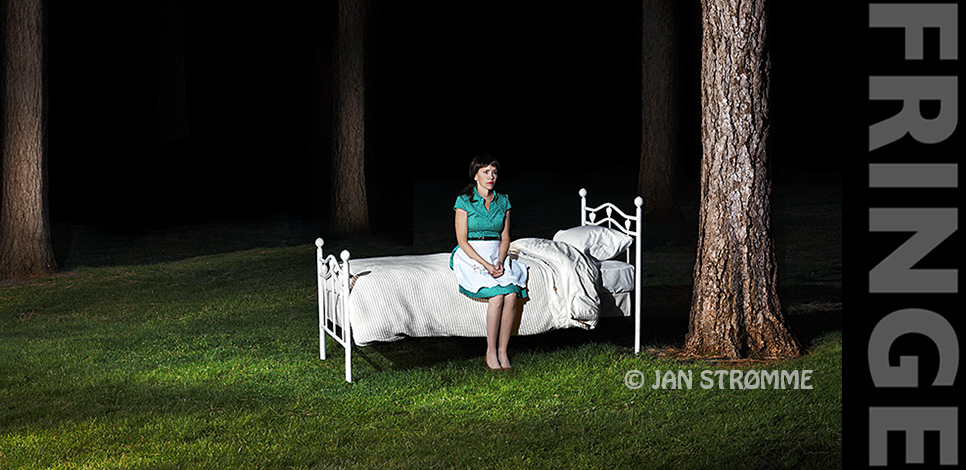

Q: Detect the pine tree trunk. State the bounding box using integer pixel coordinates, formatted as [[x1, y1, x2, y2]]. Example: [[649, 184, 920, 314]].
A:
[[332, 0, 369, 235], [0, 0, 57, 280], [638, 0, 680, 222], [685, 0, 801, 359]]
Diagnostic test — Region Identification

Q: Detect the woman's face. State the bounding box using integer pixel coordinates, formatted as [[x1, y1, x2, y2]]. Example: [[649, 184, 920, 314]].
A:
[[474, 165, 498, 191]]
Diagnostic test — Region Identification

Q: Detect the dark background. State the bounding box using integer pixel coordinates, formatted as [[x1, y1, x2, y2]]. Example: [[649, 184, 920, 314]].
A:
[[43, 1, 853, 243]]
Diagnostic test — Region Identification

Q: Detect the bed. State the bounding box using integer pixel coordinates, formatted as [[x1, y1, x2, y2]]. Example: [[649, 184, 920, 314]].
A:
[[316, 188, 643, 382]]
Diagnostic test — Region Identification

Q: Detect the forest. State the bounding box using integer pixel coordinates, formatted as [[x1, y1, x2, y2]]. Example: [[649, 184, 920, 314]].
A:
[[30, 2, 850, 232]]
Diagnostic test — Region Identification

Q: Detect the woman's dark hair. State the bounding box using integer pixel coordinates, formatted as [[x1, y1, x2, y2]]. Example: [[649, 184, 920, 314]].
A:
[[460, 154, 500, 202]]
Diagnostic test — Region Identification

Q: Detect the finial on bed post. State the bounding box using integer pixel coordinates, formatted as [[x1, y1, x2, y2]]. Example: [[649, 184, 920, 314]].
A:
[[579, 188, 587, 226]]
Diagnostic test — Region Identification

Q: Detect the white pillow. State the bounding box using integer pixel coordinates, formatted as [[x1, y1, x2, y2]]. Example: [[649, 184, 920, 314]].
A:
[[553, 225, 633, 261]]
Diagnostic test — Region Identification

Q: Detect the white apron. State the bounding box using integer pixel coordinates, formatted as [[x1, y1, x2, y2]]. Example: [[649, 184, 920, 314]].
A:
[[452, 240, 528, 298]]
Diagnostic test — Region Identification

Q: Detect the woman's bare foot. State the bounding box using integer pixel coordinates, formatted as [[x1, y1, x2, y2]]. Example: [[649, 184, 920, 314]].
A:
[[498, 353, 512, 370], [485, 350, 502, 371]]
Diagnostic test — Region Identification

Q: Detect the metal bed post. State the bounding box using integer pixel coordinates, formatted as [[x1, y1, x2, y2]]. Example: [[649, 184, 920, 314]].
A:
[[316, 239, 327, 361], [579, 188, 588, 226], [633, 196, 643, 355], [340, 250, 352, 383]]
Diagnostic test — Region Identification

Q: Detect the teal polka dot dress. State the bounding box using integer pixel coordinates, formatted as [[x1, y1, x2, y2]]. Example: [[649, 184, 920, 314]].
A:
[[451, 188, 528, 299]]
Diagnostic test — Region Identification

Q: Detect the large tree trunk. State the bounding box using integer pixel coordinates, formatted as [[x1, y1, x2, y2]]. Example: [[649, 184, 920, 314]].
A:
[[685, 0, 801, 359], [332, 0, 369, 235], [0, 0, 57, 280], [638, 0, 681, 222]]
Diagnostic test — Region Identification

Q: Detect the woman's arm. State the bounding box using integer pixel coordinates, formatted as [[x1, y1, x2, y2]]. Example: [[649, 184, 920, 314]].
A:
[[497, 209, 511, 268], [455, 208, 499, 275]]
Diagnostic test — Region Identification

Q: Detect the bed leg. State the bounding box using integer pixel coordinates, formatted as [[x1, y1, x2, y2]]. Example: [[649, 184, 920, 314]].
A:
[[634, 304, 641, 355], [341, 250, 353, 383], [316, 239, 327, 361], [634, 284, 641, 354], [345, 342, 352, 383]]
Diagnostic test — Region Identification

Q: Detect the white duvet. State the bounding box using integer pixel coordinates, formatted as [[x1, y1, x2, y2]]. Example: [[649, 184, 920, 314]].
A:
[[339, 238, 601, 346]]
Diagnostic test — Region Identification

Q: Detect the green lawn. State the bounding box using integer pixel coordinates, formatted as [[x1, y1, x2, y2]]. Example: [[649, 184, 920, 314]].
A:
[[1, 244, 840, 469]]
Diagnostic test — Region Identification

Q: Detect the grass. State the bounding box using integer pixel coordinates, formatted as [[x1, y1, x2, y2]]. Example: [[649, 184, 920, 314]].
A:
[[1, 242, 841, 469]]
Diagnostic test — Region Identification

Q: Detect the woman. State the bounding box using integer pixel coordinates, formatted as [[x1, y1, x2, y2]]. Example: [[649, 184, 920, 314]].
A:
[[451, 155, 528, 371]]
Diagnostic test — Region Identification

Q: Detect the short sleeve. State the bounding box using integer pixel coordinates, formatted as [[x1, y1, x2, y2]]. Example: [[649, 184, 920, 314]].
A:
[[454, 195, 472, 212], [503, 194, 511, 211]]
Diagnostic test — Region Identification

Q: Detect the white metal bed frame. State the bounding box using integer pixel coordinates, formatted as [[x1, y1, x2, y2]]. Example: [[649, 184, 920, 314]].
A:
[[316, 188, 643, 382]]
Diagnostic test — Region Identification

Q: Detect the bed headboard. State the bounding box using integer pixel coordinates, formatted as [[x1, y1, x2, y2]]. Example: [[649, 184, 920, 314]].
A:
[[578, 188, 644, 265], [579, 188, 644, 353]]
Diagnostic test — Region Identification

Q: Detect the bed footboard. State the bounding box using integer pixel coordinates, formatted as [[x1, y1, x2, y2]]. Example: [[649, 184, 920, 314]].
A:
[[316, 239, 353, 382]]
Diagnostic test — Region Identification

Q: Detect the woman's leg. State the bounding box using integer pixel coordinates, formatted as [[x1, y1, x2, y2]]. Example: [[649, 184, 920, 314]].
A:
[[498, 293, 517, 369], [485, 295, 505, 369]]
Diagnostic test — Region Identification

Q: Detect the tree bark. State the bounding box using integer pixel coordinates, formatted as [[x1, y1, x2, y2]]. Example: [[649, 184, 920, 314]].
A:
[[332, 0, 369, 235], [685, 0, 801, 358], [0, 0, 57, 280], [638, 0, 681, 222]]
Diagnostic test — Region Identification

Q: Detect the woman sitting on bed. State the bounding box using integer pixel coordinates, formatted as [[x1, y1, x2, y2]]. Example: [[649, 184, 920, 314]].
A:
[[451, 154, 528, 371]]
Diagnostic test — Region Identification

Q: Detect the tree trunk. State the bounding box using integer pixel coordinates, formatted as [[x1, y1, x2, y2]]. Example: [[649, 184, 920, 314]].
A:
[[332, 0, 369, 235], [0, 0, 57, 280], [685, 0, 801, 359], [638, 0, 681, 222]]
